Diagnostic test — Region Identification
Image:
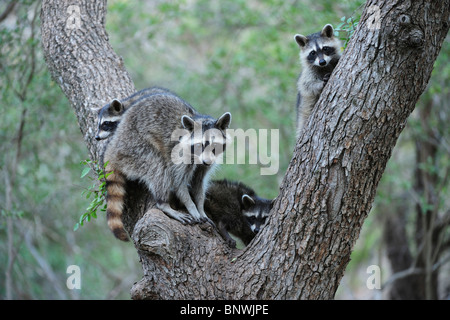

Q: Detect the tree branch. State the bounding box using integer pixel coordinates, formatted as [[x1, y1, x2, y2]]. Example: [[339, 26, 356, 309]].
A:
[[0, 0, 18, 23]]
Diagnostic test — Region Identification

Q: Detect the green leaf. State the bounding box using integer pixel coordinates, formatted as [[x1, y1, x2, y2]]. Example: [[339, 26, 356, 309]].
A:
[[81, 166, 91, 178]]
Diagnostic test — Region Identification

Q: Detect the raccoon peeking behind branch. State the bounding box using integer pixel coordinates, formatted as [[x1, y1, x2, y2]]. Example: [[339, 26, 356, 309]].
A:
[[103, 93, 231, 241], [170, 179, 274, 248], [294, 24, 342, 138], [95, 86, 175, 141]]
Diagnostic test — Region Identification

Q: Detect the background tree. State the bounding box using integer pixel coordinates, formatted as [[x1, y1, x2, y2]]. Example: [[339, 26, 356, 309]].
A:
[[0, 0, 139, 299], [380, 54, 450, 299]]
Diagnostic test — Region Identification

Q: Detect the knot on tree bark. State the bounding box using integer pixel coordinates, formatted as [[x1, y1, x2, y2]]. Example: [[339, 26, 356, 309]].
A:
[[133, 209, 176, 262], [390, 13, 425, 49]]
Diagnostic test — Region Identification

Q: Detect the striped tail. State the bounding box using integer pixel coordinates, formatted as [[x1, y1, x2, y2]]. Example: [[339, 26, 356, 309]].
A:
[[105, 165, 129, 241]]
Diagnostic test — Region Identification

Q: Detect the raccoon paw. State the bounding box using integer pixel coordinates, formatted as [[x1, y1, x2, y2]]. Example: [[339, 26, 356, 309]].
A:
[[201, 216, 216, 227], [323, 73, 331, 82], [178, 213, 197, 225], [187, 216, 200, 225]]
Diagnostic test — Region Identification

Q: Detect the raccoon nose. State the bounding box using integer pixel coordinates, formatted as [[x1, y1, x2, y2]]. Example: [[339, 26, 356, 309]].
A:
[[319, 59, 327, 66], [95, 135, 101, 141], [254, 227, 260, 233]]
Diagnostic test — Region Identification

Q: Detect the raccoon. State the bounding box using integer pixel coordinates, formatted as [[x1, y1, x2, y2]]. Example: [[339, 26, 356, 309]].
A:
[[294, 24, 342, 138], [95, 86, 174, 141], [103, 93, 231, 241], [203, 179, 274, 248]]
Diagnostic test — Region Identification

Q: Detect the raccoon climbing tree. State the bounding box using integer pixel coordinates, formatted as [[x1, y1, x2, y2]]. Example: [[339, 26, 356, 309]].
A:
[[41, 0, 449, 299]]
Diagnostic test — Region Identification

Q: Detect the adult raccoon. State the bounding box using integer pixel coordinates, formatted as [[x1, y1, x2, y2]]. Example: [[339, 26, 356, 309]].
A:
[[103, 93, 231, 241]]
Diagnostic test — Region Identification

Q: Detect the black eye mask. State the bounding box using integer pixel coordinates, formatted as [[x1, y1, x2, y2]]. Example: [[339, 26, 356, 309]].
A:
[[101, 121, 119, 132]]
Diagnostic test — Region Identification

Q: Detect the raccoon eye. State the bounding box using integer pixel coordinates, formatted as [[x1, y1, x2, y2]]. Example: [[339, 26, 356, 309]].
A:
[[101, 121, 116, 131], [211, 142, 223, 155], [193, 142, 202, 150], [322, 46, 334, 55], [309, 50, 316, 57], [246, 216, 256, 224]]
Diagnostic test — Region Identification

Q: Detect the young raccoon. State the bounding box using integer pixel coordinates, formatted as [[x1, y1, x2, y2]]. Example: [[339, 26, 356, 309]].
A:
[[204, 179, 274, 248], [103, 93, 231, 241], [95, 86, 175, 141], [294, 24, 342, 138]]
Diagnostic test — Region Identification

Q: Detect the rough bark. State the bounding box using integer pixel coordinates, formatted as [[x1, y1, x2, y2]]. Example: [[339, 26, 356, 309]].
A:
[[41, 0, 449, 299], [41, 0, 135, 162]]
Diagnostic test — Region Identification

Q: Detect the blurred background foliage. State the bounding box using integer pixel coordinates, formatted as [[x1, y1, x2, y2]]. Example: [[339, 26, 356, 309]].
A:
[[0, 0, 448, 299]]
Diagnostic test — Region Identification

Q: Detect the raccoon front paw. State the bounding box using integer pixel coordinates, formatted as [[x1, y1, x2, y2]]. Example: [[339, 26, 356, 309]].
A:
[[323, 73, 331, 82], [181, 216, 196, 225], [178, 213, 198, 225], [201, 216, 215, 227]]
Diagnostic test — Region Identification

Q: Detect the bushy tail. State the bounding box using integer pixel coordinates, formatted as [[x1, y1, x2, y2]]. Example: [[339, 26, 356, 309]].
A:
[[105, 164, 129, 241]]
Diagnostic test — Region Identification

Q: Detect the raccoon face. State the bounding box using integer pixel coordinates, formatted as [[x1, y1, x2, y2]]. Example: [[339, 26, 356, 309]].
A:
[[241, 194, 274, 233], [95, 99, 124, 141], [178, 112, 232, 166], [295, 24, 342, 68]]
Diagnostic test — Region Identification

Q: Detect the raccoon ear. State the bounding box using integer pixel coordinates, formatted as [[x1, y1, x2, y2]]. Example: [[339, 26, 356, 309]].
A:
[[242, 194, 255, 210], [294, 34, 308, 47], [270, 198, 276, 209], [110, 99, 124, 114], [181, 115, 196, 131], [216, 112, 232, 130], [321, 24, 334, 38]]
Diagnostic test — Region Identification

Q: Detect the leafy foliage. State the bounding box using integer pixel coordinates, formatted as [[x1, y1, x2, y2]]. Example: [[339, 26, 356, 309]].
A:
[[335, 15, 359, 48], [74, 160, 110, 231]]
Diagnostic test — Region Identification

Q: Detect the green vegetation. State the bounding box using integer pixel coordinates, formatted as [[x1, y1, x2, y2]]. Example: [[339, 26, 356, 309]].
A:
[[74, 160, 110, 232]]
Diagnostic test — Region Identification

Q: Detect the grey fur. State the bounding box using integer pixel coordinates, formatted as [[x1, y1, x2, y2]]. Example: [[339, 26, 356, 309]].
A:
[[103, 93, 231, 238], [203, 179, 273, 247], [95, 86, 175, 140], [294, 24, 342, 138]]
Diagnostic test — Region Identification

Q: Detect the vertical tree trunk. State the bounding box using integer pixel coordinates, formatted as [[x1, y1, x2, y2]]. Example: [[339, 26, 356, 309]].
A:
[[41, 0, 135, 162], [41, 0, 449, 299]]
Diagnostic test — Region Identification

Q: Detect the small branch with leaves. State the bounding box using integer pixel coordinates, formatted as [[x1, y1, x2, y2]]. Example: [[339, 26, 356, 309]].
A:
[[74, 159, 111, 231]]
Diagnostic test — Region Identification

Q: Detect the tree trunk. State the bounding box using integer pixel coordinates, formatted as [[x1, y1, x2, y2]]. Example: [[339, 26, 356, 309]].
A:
[[41, 0, 449, 299], [40, 0, 135, 162], [384, 97, 447, 300]]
